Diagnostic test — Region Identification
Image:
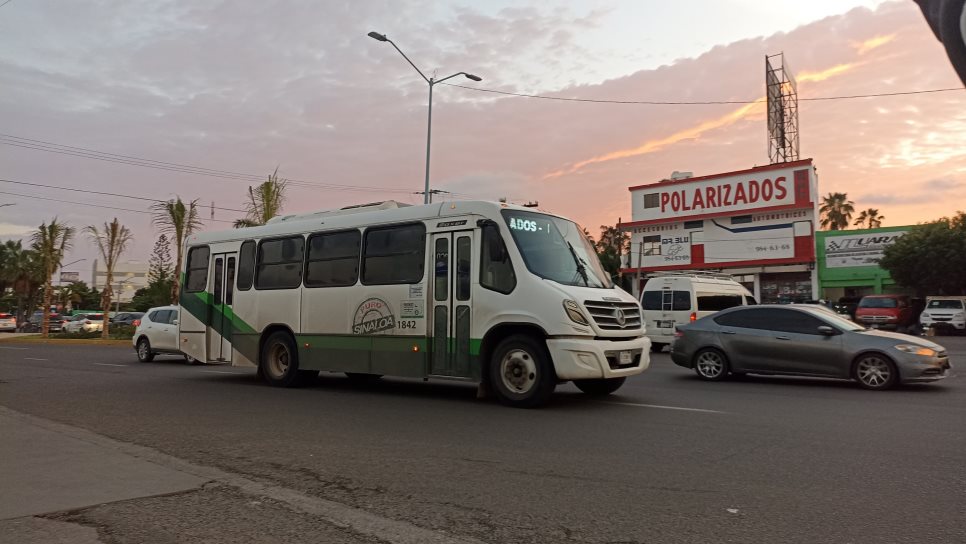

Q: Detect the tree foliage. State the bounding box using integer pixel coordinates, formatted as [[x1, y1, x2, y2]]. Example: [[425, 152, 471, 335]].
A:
[[148, 234, 173, 284], [31, 218, 75, 337], [594, 225, 630, 282], [86, 218, 134, 338], [234, 168, 288, 228], [151, 197, 202, 303], [819, 192, 855, 231], [853, 208, 885, 229], [880, 212, 966, 296]]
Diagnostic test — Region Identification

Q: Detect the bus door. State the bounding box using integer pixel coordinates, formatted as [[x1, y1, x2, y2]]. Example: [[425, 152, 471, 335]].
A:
[[429, 230, 476, 377], [207, 252, 237, 362]]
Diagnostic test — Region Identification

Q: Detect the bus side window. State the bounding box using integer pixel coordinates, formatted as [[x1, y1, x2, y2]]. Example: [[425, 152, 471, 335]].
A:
[[362, 224, 426, 285], [237, 240, 256, 291], [185, 246, 210, 293], [480, 224, 515, 294], [305, 230, 361, 288], [256, 236, 305, 290]]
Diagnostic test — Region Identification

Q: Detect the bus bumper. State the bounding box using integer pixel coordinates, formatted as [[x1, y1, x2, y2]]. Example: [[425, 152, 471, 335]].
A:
[[547, 336, 651, 380]]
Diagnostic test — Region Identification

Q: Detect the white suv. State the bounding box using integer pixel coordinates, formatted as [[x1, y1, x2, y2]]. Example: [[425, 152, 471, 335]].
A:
[[133, 306, 198, 364], [920, 297, 966, 334]]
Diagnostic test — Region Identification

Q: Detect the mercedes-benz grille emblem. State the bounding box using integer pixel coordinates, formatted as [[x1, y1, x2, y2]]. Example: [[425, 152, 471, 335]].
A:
[[614, 308, 627, 328]]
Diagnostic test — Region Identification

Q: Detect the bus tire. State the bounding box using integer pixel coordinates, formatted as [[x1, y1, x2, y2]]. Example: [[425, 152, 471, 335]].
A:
[[574, 377, 626, 396], [489, 334, 556, 408], [260, 331, 307, 388]]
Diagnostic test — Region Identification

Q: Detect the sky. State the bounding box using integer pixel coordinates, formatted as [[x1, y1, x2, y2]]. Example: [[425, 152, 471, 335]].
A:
[[1, 0, 964, 273]]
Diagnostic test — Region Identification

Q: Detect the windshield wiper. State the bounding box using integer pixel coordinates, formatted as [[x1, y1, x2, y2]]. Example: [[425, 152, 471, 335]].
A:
[[566, 241, 590, 287]]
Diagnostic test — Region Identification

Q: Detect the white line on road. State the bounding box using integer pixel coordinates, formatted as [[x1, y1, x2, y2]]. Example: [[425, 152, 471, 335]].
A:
[[201, 370, 241, 374], [93, 363, 128, 367], [0, 346, 29, 350], [23, 357, 48, 361], [602, 401, 725, 414]]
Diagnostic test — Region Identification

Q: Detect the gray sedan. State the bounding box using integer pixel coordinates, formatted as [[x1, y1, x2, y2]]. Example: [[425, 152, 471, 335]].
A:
[[671, 305, 951, 389]]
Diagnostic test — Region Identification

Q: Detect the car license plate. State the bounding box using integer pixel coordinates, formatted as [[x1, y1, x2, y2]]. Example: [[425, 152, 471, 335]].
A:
[[657, 320, 673, 328], [619, 351, 633, 365]]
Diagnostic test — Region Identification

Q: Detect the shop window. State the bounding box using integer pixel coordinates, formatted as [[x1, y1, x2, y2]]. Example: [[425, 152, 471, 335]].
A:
[[684, 220, 703, 229], [731, 215, 753, 225], [643, 235, 661, 256], [643, 193, 660, 209]]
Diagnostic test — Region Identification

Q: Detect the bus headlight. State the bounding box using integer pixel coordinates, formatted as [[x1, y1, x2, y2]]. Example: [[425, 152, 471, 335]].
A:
[[563, 300, 589, 326]]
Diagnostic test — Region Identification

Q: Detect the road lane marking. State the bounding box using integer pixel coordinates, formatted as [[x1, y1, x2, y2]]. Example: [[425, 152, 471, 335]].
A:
[[0, 347, 29, 350], [24, 357, 48, 361], [93, 363, 128, 367], [602, 401, 725, 414], [202, 370, 243, 374]]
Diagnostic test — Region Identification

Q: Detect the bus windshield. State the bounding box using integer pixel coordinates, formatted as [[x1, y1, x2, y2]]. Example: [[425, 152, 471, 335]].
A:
[[502, 209, 612, 289]]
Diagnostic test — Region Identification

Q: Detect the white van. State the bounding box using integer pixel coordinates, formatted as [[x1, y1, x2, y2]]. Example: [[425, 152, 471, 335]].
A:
[[640, 272, 756, 351], [920, 296, 966, 334]]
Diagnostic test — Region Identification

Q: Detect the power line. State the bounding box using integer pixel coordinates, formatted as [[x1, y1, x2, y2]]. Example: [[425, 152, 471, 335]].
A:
[[0, 178, 248, 214], [0, 190, 236, 224], [0, 134, 421, 195], [443, 83, 964, 105], [0, 0, 15, 8]]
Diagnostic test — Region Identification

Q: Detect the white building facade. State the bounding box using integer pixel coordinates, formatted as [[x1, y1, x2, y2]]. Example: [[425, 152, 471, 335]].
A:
[[91, 260, 149, 303], [619, 159, 819, 304]]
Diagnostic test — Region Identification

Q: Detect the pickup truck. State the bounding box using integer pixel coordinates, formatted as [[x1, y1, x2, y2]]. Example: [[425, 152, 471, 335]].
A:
[[854, 295, 923, 333]]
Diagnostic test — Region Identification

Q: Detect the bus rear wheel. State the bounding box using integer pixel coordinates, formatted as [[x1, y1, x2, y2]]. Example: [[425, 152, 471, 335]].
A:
[[260, 331, 312, 387], [489, 334, 556, 408]]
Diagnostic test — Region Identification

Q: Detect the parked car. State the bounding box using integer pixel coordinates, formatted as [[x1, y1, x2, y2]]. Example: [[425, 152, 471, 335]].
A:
[[671, 305, 951, 390], [833, 296, 862, 320], [640, 273, 756, 353], [21, 312, 69, 333], [920, 297, 966, 334], [63, 314, 105, 333], [0, 313, 17, 332], [111, 312, 144, 327], [854, 295, 924, 333], [133, 306, 197, 364]]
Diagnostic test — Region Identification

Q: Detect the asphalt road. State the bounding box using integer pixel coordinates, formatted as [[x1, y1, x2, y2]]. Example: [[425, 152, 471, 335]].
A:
[[1, 337, 965, 543]]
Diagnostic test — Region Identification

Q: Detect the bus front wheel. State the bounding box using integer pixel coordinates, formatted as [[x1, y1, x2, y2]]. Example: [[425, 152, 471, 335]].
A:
[[260, 331, 312, 387], [489, 334, 557, 408]]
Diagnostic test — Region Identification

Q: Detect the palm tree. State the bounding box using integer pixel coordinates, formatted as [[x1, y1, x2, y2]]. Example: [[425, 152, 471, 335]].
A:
[[234, 168, 288, 228], [151, 197, 202, 304], [853, 208, 884, 229], [31, 219, 75, 337], [86, 218, 134, 338], [0, 241, 39, 325], [819, 192, 855, 231]]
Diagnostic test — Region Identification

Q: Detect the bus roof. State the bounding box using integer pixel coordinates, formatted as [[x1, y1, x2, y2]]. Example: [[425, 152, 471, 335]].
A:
[[187, 200, 566, 246]]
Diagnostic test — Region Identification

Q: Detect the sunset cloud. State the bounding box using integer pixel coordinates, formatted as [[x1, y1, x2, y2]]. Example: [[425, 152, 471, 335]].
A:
[[854, 34, 896, 55]]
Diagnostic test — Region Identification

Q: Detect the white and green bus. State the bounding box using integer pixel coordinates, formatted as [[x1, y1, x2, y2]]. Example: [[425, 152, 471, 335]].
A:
[[176, 200, 650, 407]]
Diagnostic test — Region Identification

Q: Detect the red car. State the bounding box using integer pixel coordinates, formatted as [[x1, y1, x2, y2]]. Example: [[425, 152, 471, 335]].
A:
[[854, 295, 923, 333]]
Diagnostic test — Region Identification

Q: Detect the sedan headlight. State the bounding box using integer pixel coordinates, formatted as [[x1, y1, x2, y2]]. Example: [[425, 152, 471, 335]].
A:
[[563, 300, 589, 326], [894, 344, 937, 357]]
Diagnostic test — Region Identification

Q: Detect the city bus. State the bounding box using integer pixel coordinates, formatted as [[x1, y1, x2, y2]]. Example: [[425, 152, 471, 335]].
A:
[[177, 200, 650, 407]]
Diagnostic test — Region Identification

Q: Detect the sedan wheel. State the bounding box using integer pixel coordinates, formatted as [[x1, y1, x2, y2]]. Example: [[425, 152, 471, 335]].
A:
[[854, 355, 897, 390], [693, 349, 728, 381]]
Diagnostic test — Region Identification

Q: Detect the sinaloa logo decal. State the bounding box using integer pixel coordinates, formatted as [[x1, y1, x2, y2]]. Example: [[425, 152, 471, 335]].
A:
[[352, 298, 396, 334]]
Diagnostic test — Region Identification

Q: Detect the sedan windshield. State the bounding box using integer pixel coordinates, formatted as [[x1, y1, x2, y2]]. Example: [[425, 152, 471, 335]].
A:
[[502, 209, 612, 288]]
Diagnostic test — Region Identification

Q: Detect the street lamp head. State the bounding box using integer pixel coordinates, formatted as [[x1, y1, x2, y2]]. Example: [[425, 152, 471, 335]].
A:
[[367, 31, 388, 42], [464, 73, 482, 82]]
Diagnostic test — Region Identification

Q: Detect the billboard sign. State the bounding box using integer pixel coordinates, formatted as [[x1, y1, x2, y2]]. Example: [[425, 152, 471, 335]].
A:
[[60, 271, 80, 283], [630, 163, 813, 222], [825, 231, 907, 268]]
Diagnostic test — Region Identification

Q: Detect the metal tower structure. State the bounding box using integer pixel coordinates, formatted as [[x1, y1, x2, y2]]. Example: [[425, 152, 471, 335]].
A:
[[765, 53, 800, 164]]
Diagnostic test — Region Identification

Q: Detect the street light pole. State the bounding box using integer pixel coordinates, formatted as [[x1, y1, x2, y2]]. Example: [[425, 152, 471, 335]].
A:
[[368, 31, 482, 204]]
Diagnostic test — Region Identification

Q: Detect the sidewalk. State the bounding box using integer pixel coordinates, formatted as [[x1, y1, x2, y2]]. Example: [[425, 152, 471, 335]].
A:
[[0, 408, 207, 543]]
